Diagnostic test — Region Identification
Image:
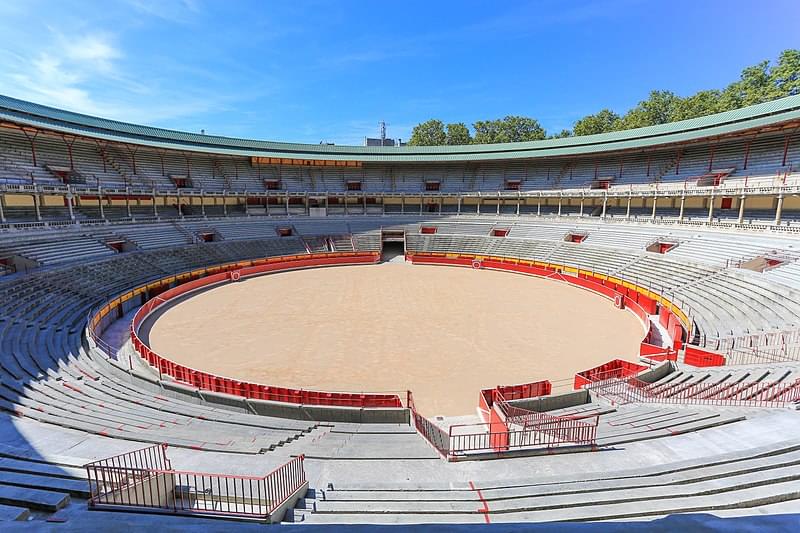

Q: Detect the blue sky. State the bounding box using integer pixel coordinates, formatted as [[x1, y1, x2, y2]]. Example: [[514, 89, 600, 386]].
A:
[[0, 0, 798, 145]]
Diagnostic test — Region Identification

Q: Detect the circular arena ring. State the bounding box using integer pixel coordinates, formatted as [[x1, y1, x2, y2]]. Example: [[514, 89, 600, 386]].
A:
[[138, 254, 649, 416], [89, 250, 688, 423]]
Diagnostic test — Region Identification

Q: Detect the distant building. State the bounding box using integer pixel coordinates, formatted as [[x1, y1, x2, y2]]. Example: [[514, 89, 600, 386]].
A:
[[364, 137, 406, 147]]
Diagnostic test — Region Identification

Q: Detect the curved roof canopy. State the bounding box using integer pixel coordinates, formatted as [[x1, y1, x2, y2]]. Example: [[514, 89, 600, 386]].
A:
[[1, 93, 799, 163]]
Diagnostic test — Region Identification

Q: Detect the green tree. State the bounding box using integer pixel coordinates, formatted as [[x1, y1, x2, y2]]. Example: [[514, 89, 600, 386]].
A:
[[473, 116, 546, 144], [405, 49, 800, 140], [549, 129, 572, 139], [572, 109, 619, 136], [616, 90, 681, 129], [445, 122, 472, 145], [669, 90, 721, 121], [408, 119, 447, 146], [719, 60, 771, 110], [768, 49, 800, 99]]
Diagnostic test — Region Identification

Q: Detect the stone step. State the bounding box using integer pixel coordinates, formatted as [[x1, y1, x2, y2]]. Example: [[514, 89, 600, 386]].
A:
[[0, 483, 70, 511], [0, 503, 29, 521]]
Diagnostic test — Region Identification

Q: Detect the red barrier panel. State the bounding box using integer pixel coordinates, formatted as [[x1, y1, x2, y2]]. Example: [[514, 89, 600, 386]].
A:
[[574, 359, 648, 389], [659, 305, 670, 329], [639, 342, 678, 362], [495, 380, 552, 401], [488, 406, 510, 452], [684, 345, 726, 367], [640, 342, 669, 356], [637, 294, 657, 314]]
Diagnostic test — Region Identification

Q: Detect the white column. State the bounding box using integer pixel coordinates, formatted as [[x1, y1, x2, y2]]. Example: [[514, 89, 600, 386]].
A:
[[678, 195, 685, 222], [626, 194, 632, 220], [601, 194, 608, 219], [707, 193, 714, 223], [33, 193, 42, 221], [99, 187, 105, 219], [737, 195, 745, 224], [66, 191, 75, 220], [775, 193, 785, 225], [651, 194, 657, 220]]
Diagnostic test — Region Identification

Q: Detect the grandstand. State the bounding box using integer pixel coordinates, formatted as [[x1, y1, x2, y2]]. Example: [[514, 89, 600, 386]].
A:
[[0, 94, 800, 527]]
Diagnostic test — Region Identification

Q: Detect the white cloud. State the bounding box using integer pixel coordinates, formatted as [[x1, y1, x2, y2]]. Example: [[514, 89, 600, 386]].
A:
[[63, 33, 122, 72], [0, 23, 235, 127], [124, 0, 201, 23]]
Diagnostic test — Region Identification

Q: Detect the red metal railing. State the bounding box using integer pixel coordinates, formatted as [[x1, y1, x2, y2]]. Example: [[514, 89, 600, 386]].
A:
[[407, 391, 450, 457], [711, 326, 800, 354], [85, 444, 306, 521], [586, 374, 800, 408], [448, 414, 598, 456]]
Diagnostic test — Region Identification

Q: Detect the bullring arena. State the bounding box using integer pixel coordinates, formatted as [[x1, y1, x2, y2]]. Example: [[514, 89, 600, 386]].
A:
[[1, 93, 800, 529], [145, 262, 645, 416]]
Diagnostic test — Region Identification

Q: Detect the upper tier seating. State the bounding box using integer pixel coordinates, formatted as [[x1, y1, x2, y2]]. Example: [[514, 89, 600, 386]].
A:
[[1, 126, 797, 194]]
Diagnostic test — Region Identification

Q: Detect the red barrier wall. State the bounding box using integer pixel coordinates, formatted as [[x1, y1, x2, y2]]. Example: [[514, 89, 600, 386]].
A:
[[496, 380, 552, 401], [684, 346, 726, 367], [489, 407, 510, 452], [639, 342, 678, 362], [574, 359, 648, 389]]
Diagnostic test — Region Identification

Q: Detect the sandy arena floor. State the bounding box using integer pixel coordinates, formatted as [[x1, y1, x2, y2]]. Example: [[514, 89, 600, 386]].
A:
[[147, 263, 646, 416]]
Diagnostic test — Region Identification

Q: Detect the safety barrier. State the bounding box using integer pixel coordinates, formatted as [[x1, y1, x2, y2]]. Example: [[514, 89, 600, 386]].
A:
[[573, 359, 648, 389], [684, 346, 726, 367], [411, 383, 596, 460], [684, 328, 800, 367], [639, 342, 678, 362], [495, 380, 553, 401], [90, 251, 404, 409], [85, 444, 306, 522], [449, 413, 598, 457], [711, 326, 800, 353], [585, 374, 800, 408]]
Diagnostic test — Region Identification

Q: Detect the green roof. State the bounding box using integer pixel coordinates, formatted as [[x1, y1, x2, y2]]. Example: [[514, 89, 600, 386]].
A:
[[1, 93, 799, 163]]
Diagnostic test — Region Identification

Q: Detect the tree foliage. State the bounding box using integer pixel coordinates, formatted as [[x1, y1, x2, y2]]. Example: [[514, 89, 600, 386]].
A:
[[572, 109, 620, 136], [407, 49, 800, 145], [473, 116, 546, 144], [446, 122, 472, 145], [408, 119, 446, 146]]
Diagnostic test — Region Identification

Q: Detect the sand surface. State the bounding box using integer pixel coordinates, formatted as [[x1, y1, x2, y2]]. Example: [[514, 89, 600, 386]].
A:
[[148, 263, 645, 416]]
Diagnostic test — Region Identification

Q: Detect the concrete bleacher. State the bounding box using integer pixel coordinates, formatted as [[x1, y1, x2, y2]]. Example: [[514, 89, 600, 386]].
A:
[[0, 236, 114, 266], [299, 437, 800, 524], [2, 124, 796, 195], [0, 214, 798, 525]]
